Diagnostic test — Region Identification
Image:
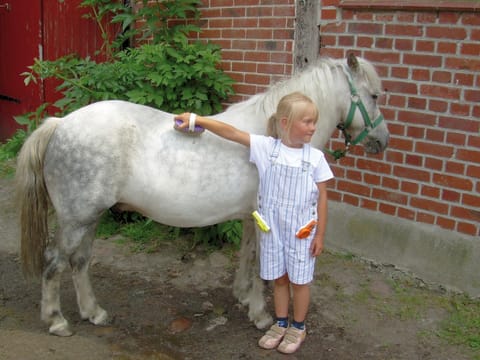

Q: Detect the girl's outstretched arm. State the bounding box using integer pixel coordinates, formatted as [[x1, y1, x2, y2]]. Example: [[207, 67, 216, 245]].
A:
[[174, 112, 250, 147]]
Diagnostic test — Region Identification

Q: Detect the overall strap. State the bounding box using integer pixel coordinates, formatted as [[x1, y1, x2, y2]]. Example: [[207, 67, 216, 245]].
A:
[[269, 139, 282, 162], [301, 144, 311, 172]]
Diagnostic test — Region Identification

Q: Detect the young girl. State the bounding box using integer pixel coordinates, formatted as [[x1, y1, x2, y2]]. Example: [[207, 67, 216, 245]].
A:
[[174, 92, 333, 354]]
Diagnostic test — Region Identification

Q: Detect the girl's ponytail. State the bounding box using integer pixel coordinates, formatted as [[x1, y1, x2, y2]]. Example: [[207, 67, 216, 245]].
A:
[[267, 114, 280, 138]]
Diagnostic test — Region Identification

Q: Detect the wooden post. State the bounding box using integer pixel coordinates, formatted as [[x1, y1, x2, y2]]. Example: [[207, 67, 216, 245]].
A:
[[294, 0, 320, 73]]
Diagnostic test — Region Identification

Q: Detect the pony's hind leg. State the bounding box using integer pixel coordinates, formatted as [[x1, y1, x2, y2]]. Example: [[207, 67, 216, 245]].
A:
[[233, 217, 256, 304], [41, 237, 72, 336], [41, 222, 107, 336], [70, 224, 108, 326]]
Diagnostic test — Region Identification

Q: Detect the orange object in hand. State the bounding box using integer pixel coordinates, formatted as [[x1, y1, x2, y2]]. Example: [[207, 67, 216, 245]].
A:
[[295, 219, 317, 239]]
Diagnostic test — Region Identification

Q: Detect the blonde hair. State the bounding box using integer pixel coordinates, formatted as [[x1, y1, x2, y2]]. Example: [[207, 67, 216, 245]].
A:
[[266, 92, 319, 140]]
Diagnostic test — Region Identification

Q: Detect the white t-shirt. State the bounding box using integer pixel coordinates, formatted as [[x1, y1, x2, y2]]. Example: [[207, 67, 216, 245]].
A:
[[249, 135, 334, 183]]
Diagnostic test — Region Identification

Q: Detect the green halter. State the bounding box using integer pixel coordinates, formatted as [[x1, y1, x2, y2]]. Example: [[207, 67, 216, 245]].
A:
[[325, 67, 385, 160]]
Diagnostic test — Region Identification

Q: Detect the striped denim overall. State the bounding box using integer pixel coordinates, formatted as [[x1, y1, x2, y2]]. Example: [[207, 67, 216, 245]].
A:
[[257, 140, 319, 285]]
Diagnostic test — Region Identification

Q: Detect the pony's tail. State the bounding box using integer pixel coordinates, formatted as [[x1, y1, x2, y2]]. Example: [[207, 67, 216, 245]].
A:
[[15, 118, 61, 279]]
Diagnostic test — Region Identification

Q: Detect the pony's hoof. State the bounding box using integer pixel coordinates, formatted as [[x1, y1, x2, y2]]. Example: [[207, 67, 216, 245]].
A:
[[49, 321, 74, 337], [90, 308, 108, 325], [254, 314, 273, 330]]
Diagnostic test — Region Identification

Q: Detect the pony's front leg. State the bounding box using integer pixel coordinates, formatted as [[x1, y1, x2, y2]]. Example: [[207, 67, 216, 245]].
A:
[[41, 250, 72, 336], [233, 217, 272, 329]]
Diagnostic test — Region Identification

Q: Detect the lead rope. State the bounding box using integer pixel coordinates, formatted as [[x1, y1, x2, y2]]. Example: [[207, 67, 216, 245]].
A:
[[324, 67, 355, 161], [324, 123, 352, 160]]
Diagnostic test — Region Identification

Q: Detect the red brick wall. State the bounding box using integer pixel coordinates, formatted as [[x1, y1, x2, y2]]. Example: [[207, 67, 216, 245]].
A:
[[320, 1, 479, 237], [195, 0, 480, 237], [195, 0, 295, 103]]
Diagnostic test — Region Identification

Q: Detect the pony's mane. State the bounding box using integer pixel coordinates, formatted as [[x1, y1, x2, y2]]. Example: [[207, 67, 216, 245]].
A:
[[255, 57, 341, 117], [226, 56, 381, 120]]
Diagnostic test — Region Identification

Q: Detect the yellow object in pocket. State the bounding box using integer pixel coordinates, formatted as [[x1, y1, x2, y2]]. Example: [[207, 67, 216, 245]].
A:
[[296, 219, 317, 239], [252, 211, 270, 232]]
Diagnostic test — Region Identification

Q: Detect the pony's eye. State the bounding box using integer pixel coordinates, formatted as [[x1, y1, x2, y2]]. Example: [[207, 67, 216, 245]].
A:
[[372, 94, 378, 101]]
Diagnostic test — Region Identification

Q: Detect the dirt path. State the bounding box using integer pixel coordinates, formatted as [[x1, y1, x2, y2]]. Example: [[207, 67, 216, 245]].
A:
[[0, 177, 475, 360]]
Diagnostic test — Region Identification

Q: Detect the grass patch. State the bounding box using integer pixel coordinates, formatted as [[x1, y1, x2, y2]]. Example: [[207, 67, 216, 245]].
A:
[[376, 275, 480, 357], [386, 280, 435, 320], [96, 211, 122, 238], [320, 252, 480, 358], [120, 220, 179, 253], [96, 210, 179, 253], [353, 280, 375, 304], [438, 295, 480, 355], [96, 210, 242, 254]]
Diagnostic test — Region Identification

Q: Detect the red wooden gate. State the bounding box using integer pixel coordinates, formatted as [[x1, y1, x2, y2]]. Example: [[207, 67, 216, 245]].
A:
[[0, 0, 42, 141], [0, 0, 111, 142]]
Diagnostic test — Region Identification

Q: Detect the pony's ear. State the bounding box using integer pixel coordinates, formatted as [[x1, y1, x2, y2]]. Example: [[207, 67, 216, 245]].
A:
[[347, 53, 359, 72]]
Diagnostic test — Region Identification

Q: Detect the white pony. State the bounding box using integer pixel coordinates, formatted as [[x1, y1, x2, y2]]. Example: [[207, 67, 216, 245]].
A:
[[16, 53, 389, 336]]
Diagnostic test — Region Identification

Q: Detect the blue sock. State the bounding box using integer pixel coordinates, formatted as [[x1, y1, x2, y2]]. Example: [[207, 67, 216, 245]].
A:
[[291, 320, 305, 330], [276, 317, 289, 328]]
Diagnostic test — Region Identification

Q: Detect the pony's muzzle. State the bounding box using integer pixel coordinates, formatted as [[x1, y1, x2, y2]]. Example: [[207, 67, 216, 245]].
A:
[[365, 134, 389, 154]]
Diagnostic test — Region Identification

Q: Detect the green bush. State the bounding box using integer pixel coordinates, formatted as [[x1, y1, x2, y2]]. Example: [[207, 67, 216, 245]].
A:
[[22, 0, 234, 118], [25, 41, 233, 116]]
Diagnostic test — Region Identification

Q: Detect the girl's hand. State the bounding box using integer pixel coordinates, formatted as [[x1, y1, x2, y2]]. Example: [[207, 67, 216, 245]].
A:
[[310, 235, 324, 257], [174, 113, 191, 130]]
